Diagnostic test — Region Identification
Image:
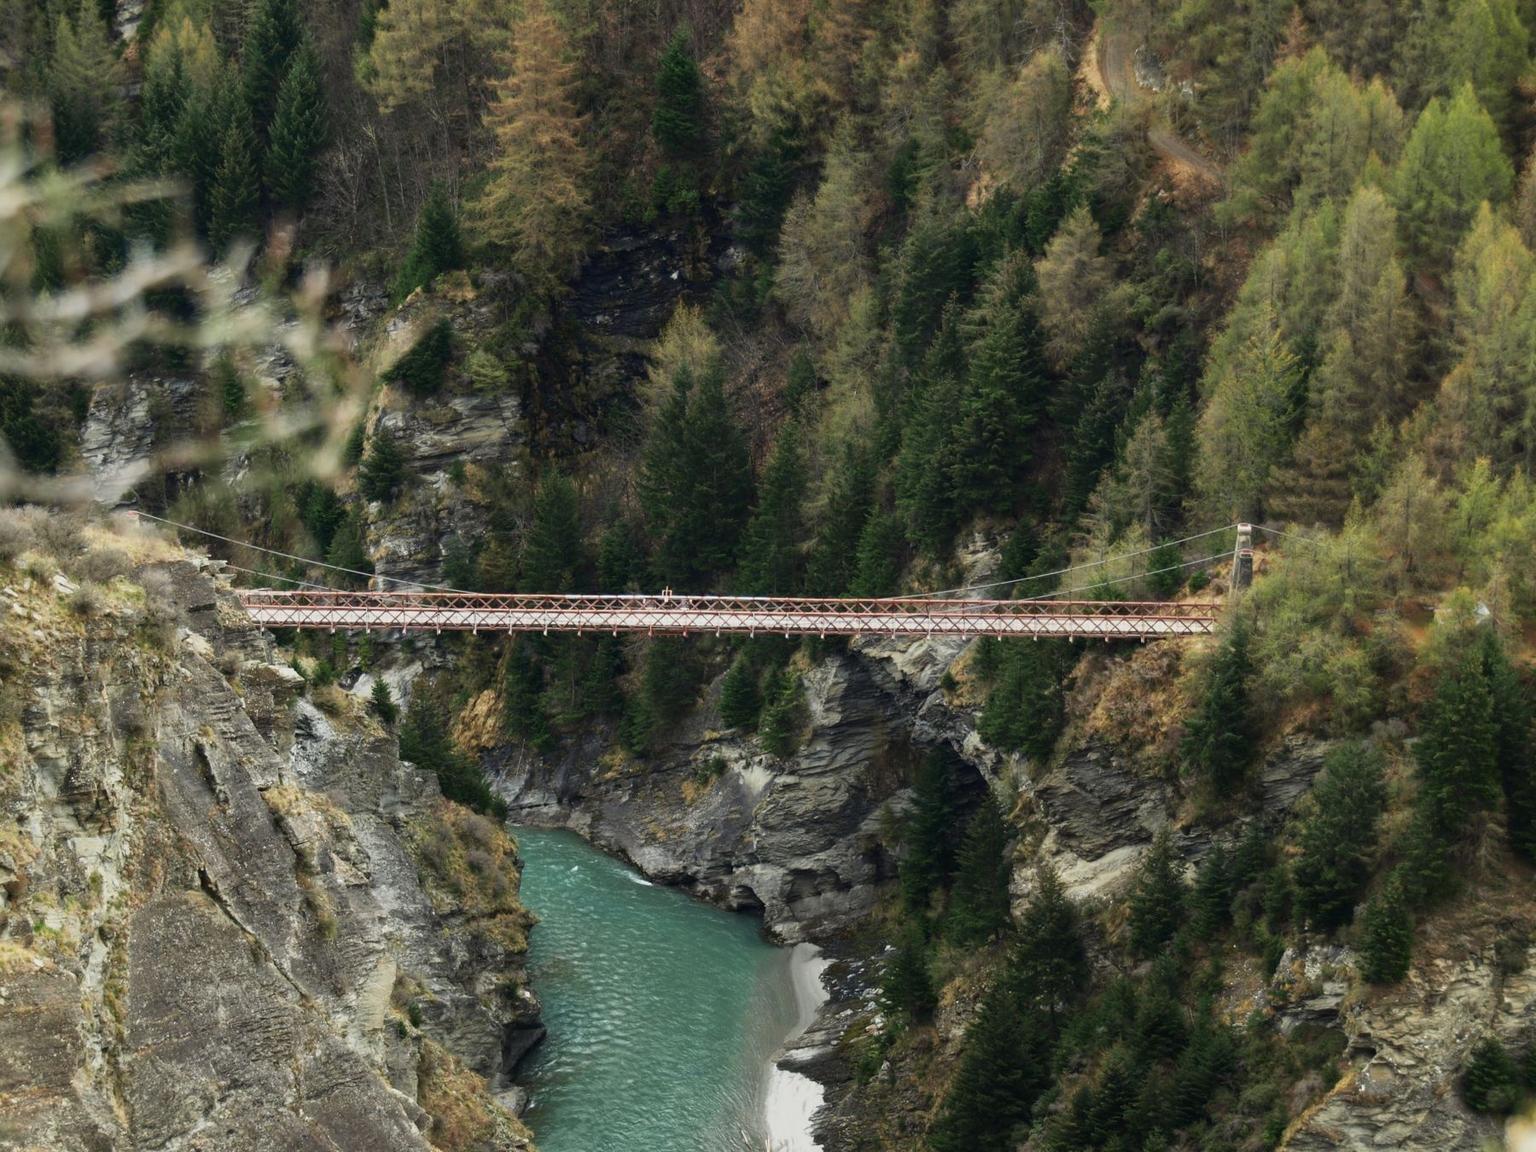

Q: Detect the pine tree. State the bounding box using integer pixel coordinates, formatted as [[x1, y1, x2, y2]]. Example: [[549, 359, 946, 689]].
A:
[[325, 508, 373, 585], [1416, 647, 1499, 853], [504, 639, 552, 750], [978, 640, 1071, 759], [1129, 830, 1187, 958], [927, 979, 1044, 1152], [1010, 864, 1086, 1025], [849, 510, 906, 597], [1181, 618, 1256, 794], [1189, 844, 1232, 936], [640, 365, 753, 587], [902, 748, 959, 914], [358, 432, 407, 502], [880, 921, 936, 1023], [947, 795, 1012, 946], [719, 656, 762, 729], [370, 679, 398, 724], [395, 184, 465, 300], [652, 27, 704, 156], [1463, 1038, 1522, 1113], [759, 669, 801, 758], [946, 257, 1049, 512], [264, 38, 326, 212], [400, 690, 504, 817], [739, 431, 806, 595], [389, 320, 454, 397], [473, 0, 592, 288], [208, 110, 262, 251], [1483, 630, 1536, 861], [521, 473, 583, 593], [805, 440, 875, 595], [1293, 743, 1388, 931], [1359, 873, 1413, 983], [242, 0, 303, 142]]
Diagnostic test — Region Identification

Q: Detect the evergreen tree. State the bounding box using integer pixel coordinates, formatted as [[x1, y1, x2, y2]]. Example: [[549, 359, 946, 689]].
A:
[[739, 431, 806, 595], [395, 184, 465, 300], [1182, 618, 1256, 794], [325, 508, 373, 585], [370, 679, 398, 724], [927, 979, 1044, 1152], [1359, 873, 1413, 983], [389, 320, 454, 397], [652, 27, 704, 156], [946, 258, 1049, 511], [208, 111, 262, 251], [1483, 631, 1536, 861], [805, 440, 875, 595], [902, 748, 959, 914], [719, 655, 762, 729], [759, 669, 801, 758], [264, 38, 326, 212], [504, 639, 552, 750], [358, 432, 407, 502], [521, 473, 583, 593], [242, 0, 304, 142], [1416, 647, 1499, 852], [978, 640, 1071, 759], [1128, 830, 1187, 958], [849, 509, 907, 597], [880, 921, 936, 1023], [1011, 864, 1086, 1025], [1293, 743, 1388, 931], [399, 691, 505, 817], [1189, 843, 1232, 936], [947, 795, 1012, 946], [1463, 1038, 1522, 1113], [640, 365, 753, 587]]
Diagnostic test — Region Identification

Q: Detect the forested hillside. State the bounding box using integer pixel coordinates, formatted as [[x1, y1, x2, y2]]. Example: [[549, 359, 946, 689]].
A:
[[10, 0, 1536, 1148]]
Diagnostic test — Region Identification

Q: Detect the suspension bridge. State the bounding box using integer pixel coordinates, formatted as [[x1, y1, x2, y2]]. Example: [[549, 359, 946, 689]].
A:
[[132, 513, 1257, 640]]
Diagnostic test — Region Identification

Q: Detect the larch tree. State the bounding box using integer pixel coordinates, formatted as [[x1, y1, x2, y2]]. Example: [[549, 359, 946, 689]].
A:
[[1035, 205, 1117, 371], [364, 0, 510, 119], [1195, 304, 1303, 522], [48, 1, 122, 166], [774, 124, 874, 341], [1390, 84, 1513, 268], [473, 0, 592, 290], [973, 46, 1073, 194], [1275, 185, 1414, 523]]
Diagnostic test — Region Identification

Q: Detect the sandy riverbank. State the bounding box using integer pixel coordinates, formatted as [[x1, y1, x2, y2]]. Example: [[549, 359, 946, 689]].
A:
[[763, 943, 832, 1152]]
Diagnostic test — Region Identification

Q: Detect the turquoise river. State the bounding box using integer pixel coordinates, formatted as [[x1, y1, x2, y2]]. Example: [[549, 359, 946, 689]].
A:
[[513, 826, 822, 1152]]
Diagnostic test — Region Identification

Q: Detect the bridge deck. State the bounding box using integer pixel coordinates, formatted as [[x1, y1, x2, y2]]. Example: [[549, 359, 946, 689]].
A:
[[235, 591, 1219, 639]]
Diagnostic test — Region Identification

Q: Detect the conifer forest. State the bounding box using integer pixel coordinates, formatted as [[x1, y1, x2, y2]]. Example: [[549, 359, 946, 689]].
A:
[[9, 0, 1536, 1149]]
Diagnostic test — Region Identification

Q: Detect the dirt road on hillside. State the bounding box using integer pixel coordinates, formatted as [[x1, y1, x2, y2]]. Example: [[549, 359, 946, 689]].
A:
[[1090, 21, 1224, 188]]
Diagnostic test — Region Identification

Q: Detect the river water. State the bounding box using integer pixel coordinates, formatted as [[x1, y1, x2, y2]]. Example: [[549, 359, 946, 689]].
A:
[[513, 826, 824, 1152]]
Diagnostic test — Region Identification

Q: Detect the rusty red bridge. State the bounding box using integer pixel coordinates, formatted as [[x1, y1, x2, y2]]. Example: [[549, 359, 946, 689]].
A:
[[234, 589, 1221, 639]]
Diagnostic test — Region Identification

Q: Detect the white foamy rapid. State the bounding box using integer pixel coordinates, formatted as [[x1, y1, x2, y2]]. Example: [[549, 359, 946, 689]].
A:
[[763, 943, 832, 1152]]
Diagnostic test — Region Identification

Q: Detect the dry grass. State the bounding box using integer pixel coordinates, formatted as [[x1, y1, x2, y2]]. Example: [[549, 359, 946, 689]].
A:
[[408, 801, 534, 952], [416, 1038, 534, 1152]]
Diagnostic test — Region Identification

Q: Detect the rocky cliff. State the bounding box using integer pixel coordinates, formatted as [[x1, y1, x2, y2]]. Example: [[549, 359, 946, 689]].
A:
[[0, 515, 539, 1152]]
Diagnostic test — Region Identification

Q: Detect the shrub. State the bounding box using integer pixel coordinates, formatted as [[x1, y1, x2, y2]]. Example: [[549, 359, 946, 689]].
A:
[[370, 679, 398, 724], [1463, 1038, 1522, 1113]]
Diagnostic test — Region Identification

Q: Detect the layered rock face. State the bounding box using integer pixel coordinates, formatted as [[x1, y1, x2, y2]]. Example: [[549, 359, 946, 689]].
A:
[[0, 552, 538, 1151]]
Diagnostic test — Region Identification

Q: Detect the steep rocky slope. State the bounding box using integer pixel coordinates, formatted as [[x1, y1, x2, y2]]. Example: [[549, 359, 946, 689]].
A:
[[0, 519, 538, 1151]]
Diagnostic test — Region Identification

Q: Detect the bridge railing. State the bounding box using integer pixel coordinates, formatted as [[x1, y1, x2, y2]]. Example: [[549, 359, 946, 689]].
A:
[[235, 590, 1219, 639]]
